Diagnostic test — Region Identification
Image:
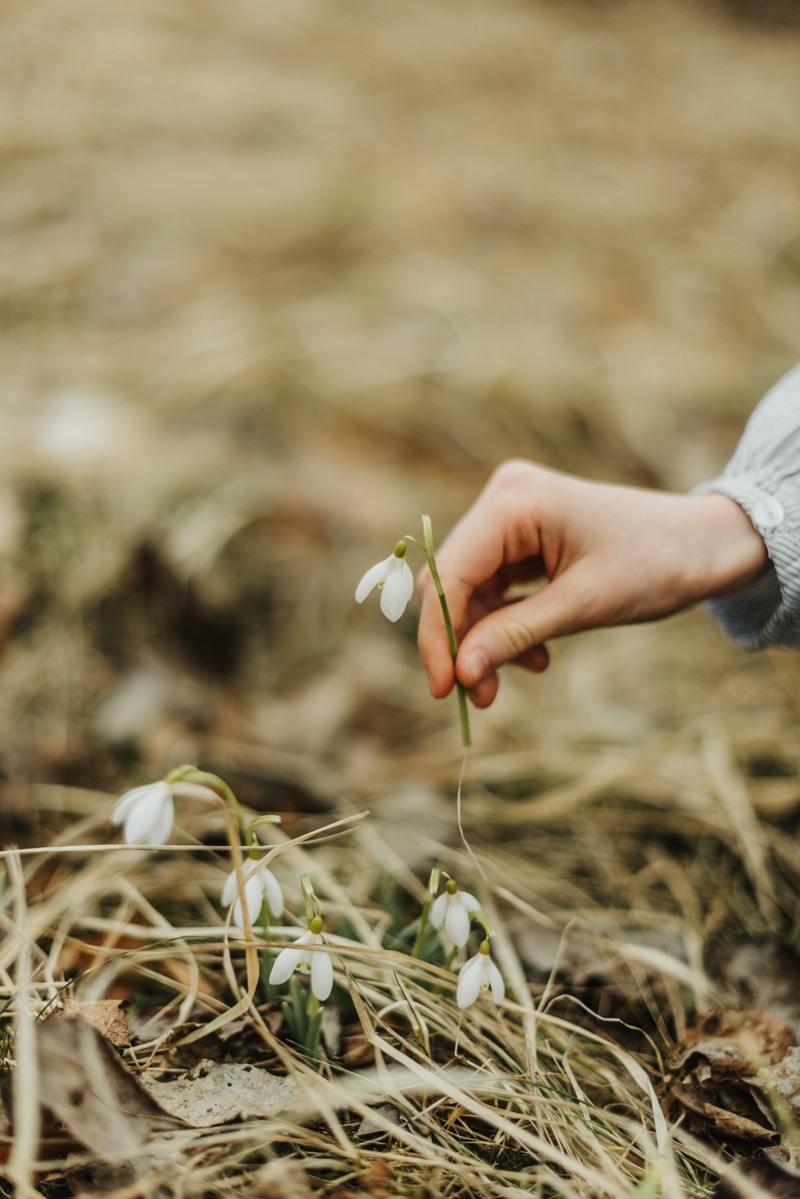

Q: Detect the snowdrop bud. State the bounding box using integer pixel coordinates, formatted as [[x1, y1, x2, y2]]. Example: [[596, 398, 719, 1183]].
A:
[[355, 543, 415, 623], [220, 862, 285, 930], [430, 879, 481, 948], [456, 940, 505, 1010], [269, 917, 333, 1002], [112, 780, 174, 846]]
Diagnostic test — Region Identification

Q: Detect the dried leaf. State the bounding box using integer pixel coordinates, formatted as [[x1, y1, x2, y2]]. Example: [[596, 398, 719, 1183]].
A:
[[669, 1080, 778, 1146], [666, 1009, 798, 1148], [668, 1009, 795, 1074], [342, 1029, 375, 1070], [141, 1059, 299, 1128], [769, 1046, 800, 1122], [356, 1103, 405, 1141], [37, 1017, 177, 1162], [50, 999, 130, 1048]]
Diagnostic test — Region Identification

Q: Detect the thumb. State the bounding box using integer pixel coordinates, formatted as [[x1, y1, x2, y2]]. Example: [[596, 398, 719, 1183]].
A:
[[455, 575, 589, 687]]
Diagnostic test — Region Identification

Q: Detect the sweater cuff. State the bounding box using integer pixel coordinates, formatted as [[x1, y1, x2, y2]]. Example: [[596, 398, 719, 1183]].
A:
[[692, 475, 800, 649]]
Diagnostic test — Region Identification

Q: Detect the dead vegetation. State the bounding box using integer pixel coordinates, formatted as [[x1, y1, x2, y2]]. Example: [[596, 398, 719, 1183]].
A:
[[2, 0, 800, 1194]]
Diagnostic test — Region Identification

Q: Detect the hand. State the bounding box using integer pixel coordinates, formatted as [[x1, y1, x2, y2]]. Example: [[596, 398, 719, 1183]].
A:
[[417, 460, 769, 709]]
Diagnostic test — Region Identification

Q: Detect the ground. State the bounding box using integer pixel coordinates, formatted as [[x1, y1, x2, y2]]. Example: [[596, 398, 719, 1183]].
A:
[[1, 1, 800, 1195]]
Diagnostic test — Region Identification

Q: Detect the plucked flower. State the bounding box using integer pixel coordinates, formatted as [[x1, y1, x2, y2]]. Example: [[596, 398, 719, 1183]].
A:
[[269, 916, 333, 1001], [112, 780, 174, 845], [355, 540, 414, 623], [221, 862, 285, 930], [430, 879, 480, 947], [456, 940, 505, 1009]]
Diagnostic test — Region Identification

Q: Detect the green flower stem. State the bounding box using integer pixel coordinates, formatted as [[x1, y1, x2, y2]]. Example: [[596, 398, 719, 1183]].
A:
[[301, 874, 320, 923], [411, 866, 440, 960], [167, 765, 249, 839], [421, 515, 471, 748], [473, 910, 494, 939], [246, 814, 282, 858]]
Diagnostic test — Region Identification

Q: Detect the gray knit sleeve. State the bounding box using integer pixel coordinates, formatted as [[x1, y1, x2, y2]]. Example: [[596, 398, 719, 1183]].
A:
[[692, 362, 800, 649]]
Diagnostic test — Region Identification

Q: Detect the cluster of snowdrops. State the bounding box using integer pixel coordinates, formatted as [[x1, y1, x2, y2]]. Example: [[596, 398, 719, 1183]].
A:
[[111, 769, 504, 1012], [109, 522, 504, 1016]]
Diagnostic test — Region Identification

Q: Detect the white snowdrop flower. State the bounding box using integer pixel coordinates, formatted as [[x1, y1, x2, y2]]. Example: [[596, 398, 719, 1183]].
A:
[[269, 916, 333, 1001], [456, 941, 505, 1010], [221, 862, 285, 930], [355, 540, 414, 623], [430, 879, 480, 948], [112, 780, 174, 845]]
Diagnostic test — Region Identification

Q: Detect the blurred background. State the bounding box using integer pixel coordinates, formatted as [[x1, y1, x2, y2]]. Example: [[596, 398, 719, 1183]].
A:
[[1, 0, 799, 854]]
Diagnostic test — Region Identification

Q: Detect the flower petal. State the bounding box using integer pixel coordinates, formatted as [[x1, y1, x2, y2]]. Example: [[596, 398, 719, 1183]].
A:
[[310, 945, 334, 1001], [147, 795, 175, 846], [262, 869, 285, 918], [456, 956, 483, 1009], [379, 560, 412, 622], [355, 558, 390, 604], [121, 788, 170, 845], [429, 894, 447, 929], [403, 559, 414, 602], [268, 945, 305, 984], [220, 868, 239, 907], [487, 960, 505, 1005], [231, 877, 266, 930], [459, 891, 481, 914], [243, 874, 266, 924], [112, 781, 166, 825], [446, 900, 471, 947]]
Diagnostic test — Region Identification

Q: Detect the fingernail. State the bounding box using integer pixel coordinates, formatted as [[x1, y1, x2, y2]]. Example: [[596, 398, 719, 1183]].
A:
[[462, 650, 489, 685]]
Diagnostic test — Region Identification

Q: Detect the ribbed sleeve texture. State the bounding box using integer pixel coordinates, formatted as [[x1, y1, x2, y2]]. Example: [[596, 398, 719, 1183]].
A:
[[692, 363, 800, 649]]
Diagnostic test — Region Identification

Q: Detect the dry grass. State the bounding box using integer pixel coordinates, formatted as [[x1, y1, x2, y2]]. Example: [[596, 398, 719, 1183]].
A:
[[0, 793, 762, 1197], [2, 0, 800, 1194]]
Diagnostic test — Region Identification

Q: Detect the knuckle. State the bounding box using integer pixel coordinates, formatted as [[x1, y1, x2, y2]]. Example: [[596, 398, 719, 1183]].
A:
[[498, 615, 534, 660], [489, 458, 535, 493]]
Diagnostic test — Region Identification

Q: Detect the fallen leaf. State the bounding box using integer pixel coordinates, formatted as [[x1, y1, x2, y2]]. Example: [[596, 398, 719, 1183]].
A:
[[356, 1103, 405, 1141], [768, 1046, 800, 1122], [37, 1017, 177, 1162], [668, 1009, 795, 1074], [666, 1009, 798, 1148], [342, 1029, 375, 1070], [141, 1059, 299, 1127], [669, 1080, 778, 1146], [50, 999, 130, 1047]]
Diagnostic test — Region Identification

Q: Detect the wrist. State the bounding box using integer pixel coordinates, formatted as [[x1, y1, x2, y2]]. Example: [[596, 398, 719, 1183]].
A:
[[693, 494, 769, 600]]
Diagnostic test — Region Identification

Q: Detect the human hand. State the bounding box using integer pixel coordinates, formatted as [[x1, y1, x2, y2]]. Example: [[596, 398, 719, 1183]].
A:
[[417, 460, 769, 709]]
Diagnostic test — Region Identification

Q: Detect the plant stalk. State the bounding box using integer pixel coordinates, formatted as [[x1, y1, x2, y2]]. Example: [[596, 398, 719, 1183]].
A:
[[421, 515, 471, 748]]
